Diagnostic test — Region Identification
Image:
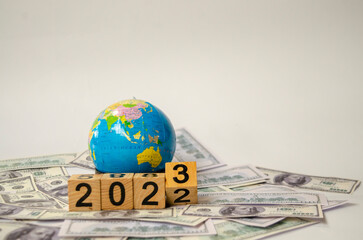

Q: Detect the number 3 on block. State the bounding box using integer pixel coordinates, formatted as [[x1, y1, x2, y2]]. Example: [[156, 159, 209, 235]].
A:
[[165, 162, 198, 205]]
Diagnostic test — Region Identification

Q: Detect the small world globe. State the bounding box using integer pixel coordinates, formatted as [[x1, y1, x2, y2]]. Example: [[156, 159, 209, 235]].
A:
[[88, 99, 176, 173]]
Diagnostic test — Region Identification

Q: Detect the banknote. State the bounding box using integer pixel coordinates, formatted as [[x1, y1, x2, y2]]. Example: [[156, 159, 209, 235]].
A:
[[0, 202, 46, 219], [0, 167, 69, 182], [174, 128, 226, 171], [182, 204, 324, 218], [0, 153, 77, 172], [39, 208, 173, 220], [36, 176, 69, 204], [139, 206, 208, 227], [0, 191, 64, 209], [0, 221, 60, 240], [197, 192, 328, 205], [197, 165, 268, 188], [224, 183, 266, 192], [323, 200, 349, 211], [257, 167, 361, 194], [70, 150, 96, 170], [198, 186, 231, 192], [230, 217, 285, 228], [179, 218, 317, 240], [59, 219, 217, 238], [0, 176, 38, 193], [238, 184, 296, 193], [224, 180, 267, 189]]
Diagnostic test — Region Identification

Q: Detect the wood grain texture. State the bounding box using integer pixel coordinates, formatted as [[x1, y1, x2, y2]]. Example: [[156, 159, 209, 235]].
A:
[[101, 173, 134, 210], [133, 173, 165, 209], [68, 174, 102, 211]]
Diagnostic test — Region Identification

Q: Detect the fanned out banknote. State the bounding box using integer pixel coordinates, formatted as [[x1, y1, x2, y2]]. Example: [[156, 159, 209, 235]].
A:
[[0, 153, 77, 172], [36, 176, 70, 204], [0, 221, 60, 240], [181, 204, 324, 218], [197, 165, 268, 188], [197, 192, 328, 205], [198, 185, 231, 193], [0, 176, 39, 193], [0, 166, 69, 182], [59, 219, 217, 238], [0, 191, 64, 209], [230, 216, 285, 228], [179, 218, 317, 240], [257, 167, 361, 194], [70, 150, 96, 170], [174, 128, 226, 171]]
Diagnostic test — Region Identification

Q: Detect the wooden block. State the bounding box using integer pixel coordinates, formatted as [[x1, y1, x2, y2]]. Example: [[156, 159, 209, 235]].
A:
[[165, 162, 198, 205], [133, 173, 165, 209], [101, 173, 134, 210], [68, 174, 102, 211]]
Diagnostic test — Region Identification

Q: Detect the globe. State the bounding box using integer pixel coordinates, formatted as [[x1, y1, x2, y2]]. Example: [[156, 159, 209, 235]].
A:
[[88, 99, 176, 173]]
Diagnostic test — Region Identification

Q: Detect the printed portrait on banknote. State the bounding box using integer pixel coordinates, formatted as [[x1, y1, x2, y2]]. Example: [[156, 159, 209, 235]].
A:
[[274, 174, 312, 186], [3, 225, 59, 240], [0, 171, 23, 181], [0, 203, 22, 216], [94, 210, 140, 218], [219, 206, 265, 216]]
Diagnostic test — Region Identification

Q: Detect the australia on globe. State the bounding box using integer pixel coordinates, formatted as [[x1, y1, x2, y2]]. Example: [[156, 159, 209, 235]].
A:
[[88, 99, 176, 173]]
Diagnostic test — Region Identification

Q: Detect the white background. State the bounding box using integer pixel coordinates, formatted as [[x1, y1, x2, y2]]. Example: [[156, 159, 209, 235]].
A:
[[0, 1, 362, 239]]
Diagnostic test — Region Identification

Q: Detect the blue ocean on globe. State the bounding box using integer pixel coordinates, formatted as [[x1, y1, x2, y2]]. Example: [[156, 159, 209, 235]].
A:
[[88, 99, 176, 173]]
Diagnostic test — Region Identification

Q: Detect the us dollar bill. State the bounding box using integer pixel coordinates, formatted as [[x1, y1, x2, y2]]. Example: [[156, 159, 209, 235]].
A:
[[257, 167, 361, 194], [198, 186, 231, 192], [0, 202, 46, 219], [236, 184, 296, 193], [39, 208, 173, 220], [197, 165, 268, 188], [0, 221, 60, 240], [0, 176, 38, 193], [59, 219, 217, 238], [0, 153, 76, 172], [197, 192, 328, 205], [139, 207, 208, 227], [36, 176, 69, 204], [230, 217, 285, 228], [0, 191, 64, 209], [174, 128, 226, 171], [0, 167, 69, 182], [70, 150, 96, 170], [179, 218, 317, 240], [182, 204, 324, 218]]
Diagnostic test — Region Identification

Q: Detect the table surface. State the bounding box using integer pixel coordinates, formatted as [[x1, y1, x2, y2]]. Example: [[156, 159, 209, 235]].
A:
[[0, 1, 362, 239]]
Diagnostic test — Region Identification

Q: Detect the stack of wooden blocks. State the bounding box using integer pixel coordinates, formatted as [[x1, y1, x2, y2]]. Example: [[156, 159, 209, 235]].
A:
[[68, 162, 197, 211]]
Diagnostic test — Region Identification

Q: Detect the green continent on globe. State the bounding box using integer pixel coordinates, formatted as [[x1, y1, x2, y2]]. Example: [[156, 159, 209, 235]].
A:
[[136, 146, 162, 168]]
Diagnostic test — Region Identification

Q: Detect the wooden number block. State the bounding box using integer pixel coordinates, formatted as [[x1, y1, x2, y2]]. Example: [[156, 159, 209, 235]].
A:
[[165, 162, 198, 205], [68, 174, 102, 211], [133, 173, 165, 209], [101, 173, 134, 210]]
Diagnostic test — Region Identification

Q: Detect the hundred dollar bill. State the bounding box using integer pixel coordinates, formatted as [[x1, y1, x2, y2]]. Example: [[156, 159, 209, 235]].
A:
[[197, 165, 268, 188], [0, 202, 46, 219], [0, 191, 64, 209], [198, 186, 231, 192], [257, 167, 361, 194], [0, 167, 69, 182], [59, 219, 217, 238], [0, 176, 38, 193], [39, 208, 173, 220], [182, 204, 324, 219], [0, 222, 60, 240], [0, 153, 77, 172], [174, 128, 226, 171], [225, 183, 266, 192], [70, 150, 96, 170], [239, 184, 296, 193], [36, 176, 69, 204], [323, 200, 349, 210], [139, 206, 208, 227], [180, 218, 317, 240], [197, 192, 328, 205], [231, 217, 285, 228], [225, 180, 267, 189]]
